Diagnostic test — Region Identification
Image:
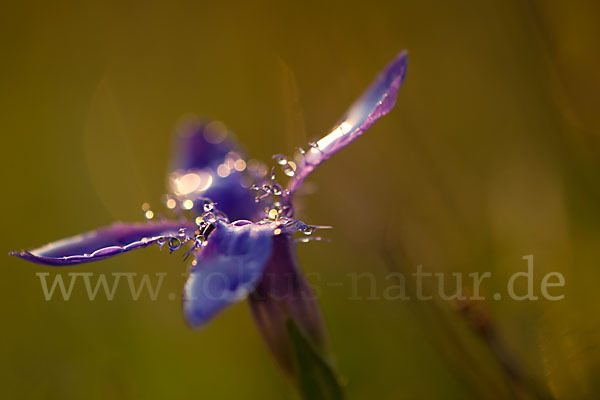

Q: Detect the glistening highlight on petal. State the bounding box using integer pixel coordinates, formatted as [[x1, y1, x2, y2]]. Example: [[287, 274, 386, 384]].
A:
[[9, 221, 195, 266], [287, 51, 408, 193], [168, 118, 260, 221]]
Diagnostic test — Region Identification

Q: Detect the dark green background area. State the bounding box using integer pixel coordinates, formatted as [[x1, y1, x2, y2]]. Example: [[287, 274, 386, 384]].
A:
[[1, 1, 599, 398]]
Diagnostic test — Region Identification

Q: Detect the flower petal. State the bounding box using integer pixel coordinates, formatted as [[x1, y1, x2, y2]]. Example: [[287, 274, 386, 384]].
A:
[[169, 118, 260, 221], [288, 51, 408, 193], [9, 220, 195, 266], [182, 221, 274, 327], [170, 118, 235, 172], [248, 233, 328, 375]]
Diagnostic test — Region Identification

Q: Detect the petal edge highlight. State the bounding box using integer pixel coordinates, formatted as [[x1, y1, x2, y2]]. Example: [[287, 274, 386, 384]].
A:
[[288, 51, 408, 193], [9, 220, 195, 266]]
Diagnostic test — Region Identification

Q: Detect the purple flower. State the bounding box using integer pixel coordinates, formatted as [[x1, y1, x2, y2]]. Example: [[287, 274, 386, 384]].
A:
[[11, 52, 407, 375]]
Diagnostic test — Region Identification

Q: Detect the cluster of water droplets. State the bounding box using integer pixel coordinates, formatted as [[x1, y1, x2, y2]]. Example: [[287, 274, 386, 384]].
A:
[[252, 141, 323, 201], [273, 141, 323, 177], [249, 145, 312, 203], [292, 220, 331, 243], [264, 200, 294, 221], [249, 141, 333, 242], [183, 199, 228, 259], [254, 213, 331, 243], [272, 153, 298, 178], [143, 137, 332, 256], [250, 166, 290, 202], [147, 198, 226, 259], [155, 227, 191, 254]]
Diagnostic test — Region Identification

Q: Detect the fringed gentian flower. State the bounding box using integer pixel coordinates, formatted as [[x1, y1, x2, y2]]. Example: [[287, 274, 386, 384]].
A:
[[11, 52, 407, 378]]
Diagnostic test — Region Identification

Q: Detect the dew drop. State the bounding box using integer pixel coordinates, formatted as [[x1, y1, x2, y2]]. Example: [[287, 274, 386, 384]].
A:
[[283, 163, 296, 177], [203, 212, 216, 223], [303, 226, 316, 235], [272, 154, 288, 166], [203, 200, 214, 212], [268, 209, 279, 220], [282, 205, 294, 217], [168, 237, 182, 253], [195, 234, 206, 247], [157, 237, 166, 250], [272, 183, 283, 196]]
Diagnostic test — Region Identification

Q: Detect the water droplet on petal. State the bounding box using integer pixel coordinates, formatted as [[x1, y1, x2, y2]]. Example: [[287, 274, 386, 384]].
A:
[[282, 205, 294, 217], [203, 200, 214, 212], [168, 237, 182, 253], [272, 183, 283, 196], [283, 162, 296, 177], [303, 226, 316, 235], [272, 154, 288, 166], [195, 234, 206, 248], [203, 212, 216, 223]]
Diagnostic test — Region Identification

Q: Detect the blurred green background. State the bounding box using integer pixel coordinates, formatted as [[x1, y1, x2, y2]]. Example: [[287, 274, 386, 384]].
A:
[[2, 0, 600, 398]]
